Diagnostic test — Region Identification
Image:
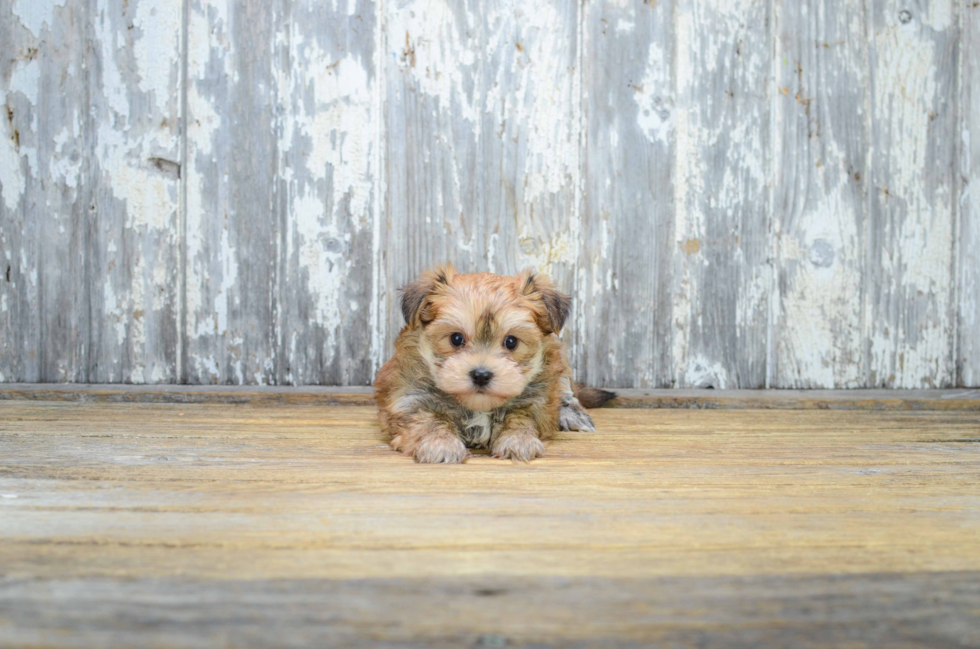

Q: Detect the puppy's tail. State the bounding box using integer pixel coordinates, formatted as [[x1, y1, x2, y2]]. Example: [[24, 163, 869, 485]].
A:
[[573, 383, 617, 409]]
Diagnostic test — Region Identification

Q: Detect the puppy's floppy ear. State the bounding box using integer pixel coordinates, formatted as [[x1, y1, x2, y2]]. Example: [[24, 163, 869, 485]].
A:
[[400, 264, 456, 326], [519, 268, 570, 334]]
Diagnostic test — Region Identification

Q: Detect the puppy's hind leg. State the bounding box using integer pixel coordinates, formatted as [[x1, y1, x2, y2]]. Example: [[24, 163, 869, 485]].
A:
[[557, 376, 616, 432]]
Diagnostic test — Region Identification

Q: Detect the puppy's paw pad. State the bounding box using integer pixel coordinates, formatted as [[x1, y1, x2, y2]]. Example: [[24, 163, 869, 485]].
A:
[[492, 435, 545, 462], [413, 435, 469, 464], [558, 404, 596, 432]]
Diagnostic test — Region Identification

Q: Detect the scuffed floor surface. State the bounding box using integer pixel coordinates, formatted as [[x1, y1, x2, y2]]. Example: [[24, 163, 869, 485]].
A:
[[1, 402, 979, 648]]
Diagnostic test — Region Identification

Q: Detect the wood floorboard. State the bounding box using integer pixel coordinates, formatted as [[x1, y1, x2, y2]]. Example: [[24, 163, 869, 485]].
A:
[[2, 384, 979, 410], [1, 401, 978, 647]]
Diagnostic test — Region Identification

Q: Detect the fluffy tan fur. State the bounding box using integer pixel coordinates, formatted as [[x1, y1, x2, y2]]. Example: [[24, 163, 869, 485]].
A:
[[374, 265, 604, 463]]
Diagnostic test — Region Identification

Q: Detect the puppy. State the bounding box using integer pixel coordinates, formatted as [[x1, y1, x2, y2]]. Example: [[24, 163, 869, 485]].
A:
[[374, 265, 614, 463]]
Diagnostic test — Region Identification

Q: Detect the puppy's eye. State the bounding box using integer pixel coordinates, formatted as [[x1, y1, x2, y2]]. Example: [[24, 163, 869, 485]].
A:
[[450, 332, 465, 347], [503, 335, 519, 350]]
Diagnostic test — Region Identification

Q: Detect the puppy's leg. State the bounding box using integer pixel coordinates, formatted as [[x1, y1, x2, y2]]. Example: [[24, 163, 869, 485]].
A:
[[389, 411, 468, 464], [491, 412, 545, 462], [557, 375, 596, 432]]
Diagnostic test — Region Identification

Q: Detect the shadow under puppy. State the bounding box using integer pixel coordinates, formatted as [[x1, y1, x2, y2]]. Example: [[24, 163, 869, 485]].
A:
[[374, 265, 614, 463]]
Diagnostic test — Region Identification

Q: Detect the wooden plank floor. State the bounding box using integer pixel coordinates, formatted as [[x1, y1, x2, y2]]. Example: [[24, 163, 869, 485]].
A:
[[1, 400, 979, 647]]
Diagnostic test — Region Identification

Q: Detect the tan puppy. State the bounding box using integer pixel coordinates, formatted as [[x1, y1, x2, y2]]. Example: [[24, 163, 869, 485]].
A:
[[374, 265, 613, 463]]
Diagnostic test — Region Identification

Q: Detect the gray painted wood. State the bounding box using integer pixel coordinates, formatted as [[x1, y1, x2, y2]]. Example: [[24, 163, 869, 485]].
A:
[[670, 0, 772, 388], [184, 0, 280, 384], [867, 0, 957, 388], [959, 1, 980, 387], [88, 0, 183, 383], [0, 0, 91, 383], [383, 0, 581, 355], [577, 0, 675, 389], [1, 0, 978, 388], [275, 0, 378, 385], [0, 0, 182, 385], [771, 0, 871, 388]]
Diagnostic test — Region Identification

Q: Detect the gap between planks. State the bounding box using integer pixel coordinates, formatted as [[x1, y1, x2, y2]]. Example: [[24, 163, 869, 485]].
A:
[[0, 384, 979, 410]]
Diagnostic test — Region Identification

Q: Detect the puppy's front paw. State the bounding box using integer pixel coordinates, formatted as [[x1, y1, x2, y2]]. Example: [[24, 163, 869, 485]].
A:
[[492, 433, 545, 462], [413, 434, 469, 464], [558, 402, 596, 432]]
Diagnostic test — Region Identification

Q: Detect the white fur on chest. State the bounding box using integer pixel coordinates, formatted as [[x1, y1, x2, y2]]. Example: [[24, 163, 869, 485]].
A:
[[461, 411, 493, 448]]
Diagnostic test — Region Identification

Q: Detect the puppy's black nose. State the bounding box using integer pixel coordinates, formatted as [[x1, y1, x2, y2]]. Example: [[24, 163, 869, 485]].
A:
[[470, 368, 493, 387]]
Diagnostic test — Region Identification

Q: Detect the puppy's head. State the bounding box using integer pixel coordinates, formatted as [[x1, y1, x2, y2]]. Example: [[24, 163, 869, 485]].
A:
[[401, 265, 569, 411]]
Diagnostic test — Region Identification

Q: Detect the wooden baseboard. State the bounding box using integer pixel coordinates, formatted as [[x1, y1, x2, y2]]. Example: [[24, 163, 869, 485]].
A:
[[1, 384, 979, 410]]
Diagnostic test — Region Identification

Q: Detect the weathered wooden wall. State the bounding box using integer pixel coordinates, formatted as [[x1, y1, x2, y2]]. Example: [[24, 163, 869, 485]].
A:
[[0, 0, 976, 388]]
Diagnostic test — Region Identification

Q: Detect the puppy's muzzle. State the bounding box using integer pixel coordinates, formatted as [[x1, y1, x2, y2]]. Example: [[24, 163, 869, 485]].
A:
[[469, 367, 494, 388]]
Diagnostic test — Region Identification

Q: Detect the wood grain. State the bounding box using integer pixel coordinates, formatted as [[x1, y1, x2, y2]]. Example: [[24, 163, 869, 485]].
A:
[[771, 0, 870, 388], [867, 0, 957, 388], [383, 0, 581, 355], [1, 0, 91, 382], [671, 0, 771, 388], [959, 1, 980, 387], [1, 401, 979, 646], [577, 0, 675, 389], [2, 0, 979, 389], [88, 0, 183, 383], [3, 383, 980, 411], [276, 0, 379, 386], [2, 573, 979, 648], [184, 0, 280, 384]]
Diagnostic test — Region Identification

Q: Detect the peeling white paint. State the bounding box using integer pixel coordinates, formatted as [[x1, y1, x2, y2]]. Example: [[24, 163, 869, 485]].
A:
[[0, 97, 26, 212], [9, 58, 40, 107], [183, 80, 221, 332], [615, 19, 634, 34], [519, 232, 575, 276], [287, 53, 373, 227], [0, 57, 42, 212], [184, 0, 229, 341], [961, 12, 980, 386], [214, 226, 238, 336], [149, 363, 170, 383], [94, 0, 178, 232], [49, 127, 81, 189], [126, 254, 147, 383], [671, 2, 700, 381], [684, 354, 729, 389], [512, 3, 576, 203], [869, 1, 955, 386], [11, 0, 68, 38], [922, 2, 952, 31], [132, 0, 182, 115], [195, 354, 220, 381], [279, 11, 377, 373], [392, 0, 479, 125], [370, 0, 387, 377], [291, 193, 344, 332], [634, 40, 672, 145], [2, 0, 974, 388]]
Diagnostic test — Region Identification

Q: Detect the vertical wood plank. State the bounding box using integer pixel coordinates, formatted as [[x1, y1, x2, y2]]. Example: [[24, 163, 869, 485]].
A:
[[771, 0, 870, 388], [959, 1, 980, 387], [867, 0, 956, 387], [277, 0, 378, 386], [184, 0, 279, 384], [0, 0, 91, 382], [383, 0, 580, 353], [88, 0, 183, 383], [671, 0, 772, 388], [577, 0, 675, 388]]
